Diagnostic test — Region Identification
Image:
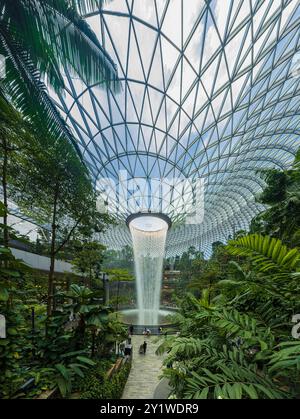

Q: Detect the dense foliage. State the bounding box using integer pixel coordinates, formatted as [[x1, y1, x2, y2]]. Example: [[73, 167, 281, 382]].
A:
[[0, 244, 128, 399], [0, 103, 128, 399], [158, 153, 300, 399], [0, 4, 127, 395], [79, 359, 131, 399], [0, 0, 119, 150], [251, 152, 300, 247]]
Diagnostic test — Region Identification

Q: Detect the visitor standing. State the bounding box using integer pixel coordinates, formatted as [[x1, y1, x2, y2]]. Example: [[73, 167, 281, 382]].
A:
[[119, 341, 125, 356], [124, 338, 132, 359], [129, 324, 134, 335], [143, 341, 147, 354]]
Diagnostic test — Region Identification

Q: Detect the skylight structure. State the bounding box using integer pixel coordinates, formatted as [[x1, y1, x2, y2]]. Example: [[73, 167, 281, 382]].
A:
[[51, 0, 300, 257]]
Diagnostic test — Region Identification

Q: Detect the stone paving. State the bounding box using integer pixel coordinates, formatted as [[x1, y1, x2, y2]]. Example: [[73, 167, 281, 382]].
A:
[[122, 335, 168, 399]]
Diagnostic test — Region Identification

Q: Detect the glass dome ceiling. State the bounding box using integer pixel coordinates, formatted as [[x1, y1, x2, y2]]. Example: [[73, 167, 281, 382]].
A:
[[50, 0, 300, 257]]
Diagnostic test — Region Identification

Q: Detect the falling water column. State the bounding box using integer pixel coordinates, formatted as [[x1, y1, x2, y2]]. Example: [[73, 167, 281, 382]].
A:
[[128, 214, 170, 325]]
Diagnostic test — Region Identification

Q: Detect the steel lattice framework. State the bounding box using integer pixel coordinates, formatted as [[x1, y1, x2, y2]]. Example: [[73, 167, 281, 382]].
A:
[[50, 0, 300, 257]]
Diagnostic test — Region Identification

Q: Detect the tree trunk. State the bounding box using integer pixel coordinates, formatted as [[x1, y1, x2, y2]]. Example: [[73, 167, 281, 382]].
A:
[[91, 328, 96, 357], [47, 229, 56, 317], [116, 280, 120, 311], [208, 275, 215, 306], [66, 276, 70, 291], [75, 314, 86, 349], [52, 283, 57, 312], [47, 185, 59, 317], [1, 137, 9, 248]]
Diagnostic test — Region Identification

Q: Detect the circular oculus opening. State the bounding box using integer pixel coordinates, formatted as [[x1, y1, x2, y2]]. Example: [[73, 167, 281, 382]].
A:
[[129, 215, 168, 232], [127, 213, 171, 232]]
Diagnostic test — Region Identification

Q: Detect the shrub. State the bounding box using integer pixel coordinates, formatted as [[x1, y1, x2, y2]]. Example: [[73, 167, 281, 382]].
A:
[[79, 360, 131, 399]]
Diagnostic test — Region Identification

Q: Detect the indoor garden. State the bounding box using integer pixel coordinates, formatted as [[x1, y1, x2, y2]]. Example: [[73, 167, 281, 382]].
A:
[[1, 0, 300, 401]]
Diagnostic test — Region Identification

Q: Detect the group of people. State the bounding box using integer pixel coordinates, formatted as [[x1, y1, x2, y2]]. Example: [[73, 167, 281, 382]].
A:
[[118, 324, 149, 357], [119, 325, 135, 358], [119, 324, 165, 358], [128, 324, 164, 336]]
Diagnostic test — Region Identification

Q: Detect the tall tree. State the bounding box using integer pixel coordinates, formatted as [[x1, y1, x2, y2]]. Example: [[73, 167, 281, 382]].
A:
[[13, 136, 111, 316], [107, 268, 134, 311], [72, 241, 106, 288], [174, 247, 204, 296], [0, 95, 34, 247], [251, 153, 300, 246], [102, 245, 134, 272]]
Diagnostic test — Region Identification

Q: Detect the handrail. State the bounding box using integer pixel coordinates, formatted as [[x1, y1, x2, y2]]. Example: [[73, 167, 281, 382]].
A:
[[127, 324, 178, 335]]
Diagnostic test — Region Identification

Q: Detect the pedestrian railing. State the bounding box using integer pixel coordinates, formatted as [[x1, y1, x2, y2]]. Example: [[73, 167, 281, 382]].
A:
[[127, 324, 178, 335]]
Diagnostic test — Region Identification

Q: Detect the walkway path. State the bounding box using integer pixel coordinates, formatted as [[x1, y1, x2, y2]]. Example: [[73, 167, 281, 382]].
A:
[[122, 335, 170, 399]]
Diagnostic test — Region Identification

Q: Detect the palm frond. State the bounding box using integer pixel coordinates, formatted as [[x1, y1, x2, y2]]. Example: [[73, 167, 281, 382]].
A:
[[0, 27, 83, 157], [71, 0, 106, 15], [1, 0, 120, 97], [185, 364, 287, 399], [29, 0, 120, 91], [167, 337, 206, 359], [1, 0, 66, 92], [269, 341, 300, 373], [155, 336, 176, 356], [226, 234, 300, 272]]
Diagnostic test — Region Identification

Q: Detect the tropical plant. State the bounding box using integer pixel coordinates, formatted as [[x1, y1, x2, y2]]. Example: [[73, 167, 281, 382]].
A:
[[71, 241, 106, 288], [79, 359, 131, 399], [226, 234, 300, 273], [11, 134, 111, 316], [102, 246, 134, 272], [0, 246, 32, 398], [269, 341, 300, 373], [0, 0, 120, 150], [51, 354, 96, 397], [107, 268, 134, 310], [157, 232, 300, 399], [0, 95, 35, 247], [157, 299, 289, 398], [61, 284, 126, 356], [174, 247, 206, 296], [224, 234, 300, 304], [251, 152, 300, 246]]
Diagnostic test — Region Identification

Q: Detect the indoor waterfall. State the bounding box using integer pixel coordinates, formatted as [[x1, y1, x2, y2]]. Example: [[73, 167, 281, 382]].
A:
[[128, 215, 169, 325]]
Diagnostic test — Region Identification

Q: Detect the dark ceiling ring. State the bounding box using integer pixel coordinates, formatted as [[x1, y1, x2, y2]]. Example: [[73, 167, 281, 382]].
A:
[[126, 212, 172, 231]]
